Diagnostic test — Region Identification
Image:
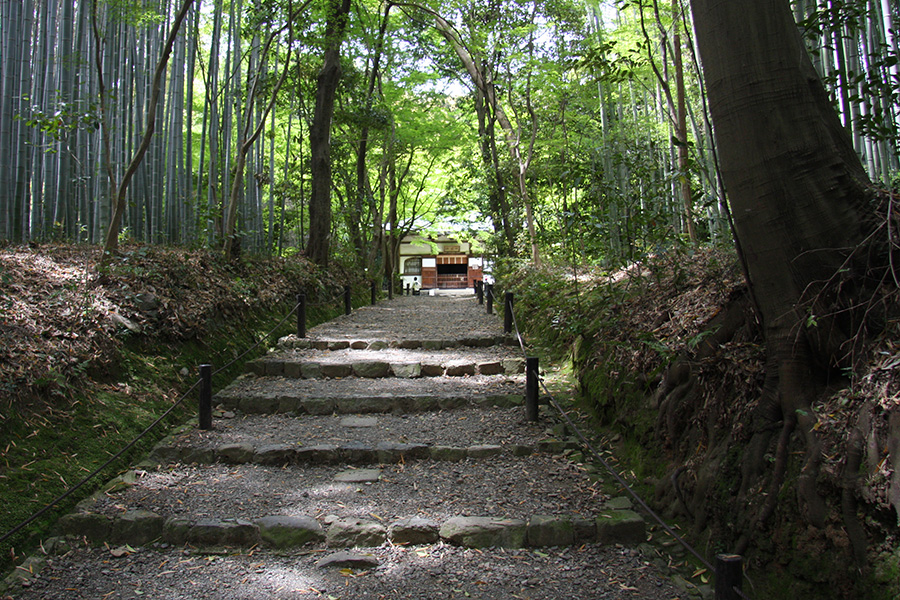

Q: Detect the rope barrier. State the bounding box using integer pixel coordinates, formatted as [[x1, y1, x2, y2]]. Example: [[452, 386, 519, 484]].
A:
[[213, 299, 301, 377], [0, 379, 198, 546], [507, 306, 717, 574], [303, 286, 352, 309], [0, 296, 306, 548]]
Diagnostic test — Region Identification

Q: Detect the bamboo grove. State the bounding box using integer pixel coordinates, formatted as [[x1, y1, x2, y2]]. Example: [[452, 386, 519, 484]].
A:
[[1, 0, 897, 273]]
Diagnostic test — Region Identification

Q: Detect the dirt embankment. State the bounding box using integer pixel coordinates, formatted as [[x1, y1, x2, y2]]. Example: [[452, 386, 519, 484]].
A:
[[505, 248, 900, 599], [0, 243, 348, 412]]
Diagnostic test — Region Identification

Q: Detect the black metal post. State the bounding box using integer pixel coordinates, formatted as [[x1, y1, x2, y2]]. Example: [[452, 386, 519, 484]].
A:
[[406, 283, 411, 296], [199, 364, 213, 430], [504, 292, 514, 334], [526, 357, 539, 422], [715, 554, 743, 600], [476, 280, 483, 305], [486, 283, 494, 314], [344, 285, 352, 315], [370, 280, 377, 305], [297, 293, 307, 338]]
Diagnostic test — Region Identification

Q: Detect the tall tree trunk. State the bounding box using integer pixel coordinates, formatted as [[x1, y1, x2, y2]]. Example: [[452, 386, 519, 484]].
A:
[[306, 0, 352, 267], [671, 0, 695, 243], [222, 2, 301, 261], [690, 0, 876, 555], [97, 0, 195, 268]]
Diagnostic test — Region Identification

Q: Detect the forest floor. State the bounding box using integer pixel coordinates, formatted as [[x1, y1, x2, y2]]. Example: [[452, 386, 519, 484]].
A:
[[0, 242, 354, 576]]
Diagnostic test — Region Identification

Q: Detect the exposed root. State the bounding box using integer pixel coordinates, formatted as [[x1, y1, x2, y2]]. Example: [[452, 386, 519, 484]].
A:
[[734, 415, 795, 556], [842, 424, 867, 567]]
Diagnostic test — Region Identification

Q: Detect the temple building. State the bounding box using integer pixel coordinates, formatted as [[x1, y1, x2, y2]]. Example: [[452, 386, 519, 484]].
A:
[[398, 233, 484, 290]]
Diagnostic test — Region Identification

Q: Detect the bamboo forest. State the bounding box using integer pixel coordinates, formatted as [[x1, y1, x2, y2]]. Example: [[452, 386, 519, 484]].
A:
[[1, 0, 897, 270]]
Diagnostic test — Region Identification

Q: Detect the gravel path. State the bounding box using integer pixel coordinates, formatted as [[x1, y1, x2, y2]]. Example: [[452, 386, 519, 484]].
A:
[[88, 455, 606, 522], [13, 543, 684, 600], [175, 406, 542, 449], [3, 293, 695, 600], [303, 293, 504, 342]]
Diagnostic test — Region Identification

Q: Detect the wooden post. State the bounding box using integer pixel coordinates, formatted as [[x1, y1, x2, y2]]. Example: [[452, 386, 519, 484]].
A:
[[344, 285, 352, 315], [715, 554, 743, 600], [486, 284, 494, 314], [526, 357, 539, 422], [504, 292, 514, 334], [476, 280, 483, 304], [199, 364, 213, 430], [297, 293, 307, 338]]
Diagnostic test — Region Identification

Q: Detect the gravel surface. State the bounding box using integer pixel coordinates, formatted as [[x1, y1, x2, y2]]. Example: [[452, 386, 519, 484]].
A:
[[215, 374, 525, 404], [3, 294, 696, 600], [13, 543, 688, 600], [271, 345, 521, 365], [89, 455, 607, 522], [304, 293, 505, 342], [176, 406, 543, 449]]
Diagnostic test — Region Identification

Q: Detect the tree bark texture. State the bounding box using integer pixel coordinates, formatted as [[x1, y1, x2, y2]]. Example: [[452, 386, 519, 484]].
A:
[[306, 0, 352, 267], [689, 0, 876, 553]]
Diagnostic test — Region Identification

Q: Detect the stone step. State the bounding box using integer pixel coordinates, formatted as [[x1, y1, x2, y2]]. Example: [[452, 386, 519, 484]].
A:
[[247, 348, 525, 379], [148, 408, 580, 467], [214, 374, 525, 415], [57, 454, 643, 551], [276, 334, 516, 351], [56, 508, 645, 552], [63, 455, 610, 532], [149, 436, 580, 468]]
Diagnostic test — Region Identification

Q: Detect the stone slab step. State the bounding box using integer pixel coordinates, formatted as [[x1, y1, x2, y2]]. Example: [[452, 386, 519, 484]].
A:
[[68, 456, 607, 528], [277, 334, 516, 351], [146, 408, 576, 467], [247, 348, 525, 379], [149, 438, 580, 467], [56, 509, 645, 551], [214, 374, 525, 415]]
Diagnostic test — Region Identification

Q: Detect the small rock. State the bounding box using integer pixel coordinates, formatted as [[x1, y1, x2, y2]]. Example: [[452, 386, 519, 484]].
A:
[[254, 444, 296, 465], [444, 360, 476, 376], [218, 443, 255, 464], [440, 517, 527, 549], [467, 445, 504, 458], [340, 416, 378, 428], [429, 446, 468, 461], [334, 468, 382, 483], [256, 515, 324, 548], [326, 518, 387, 548], [389, 517, 440, 545], [477, 361, 504, 375], [316, 551, 379, 570], [527, 515, 575, 547], [595, 510, 646, 546], [351, 361, 391, 378], [391, 362, 422, 378]]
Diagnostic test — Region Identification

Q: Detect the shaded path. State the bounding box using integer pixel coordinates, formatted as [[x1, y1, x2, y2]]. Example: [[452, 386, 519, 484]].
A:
[[5, 293, 690, 600]]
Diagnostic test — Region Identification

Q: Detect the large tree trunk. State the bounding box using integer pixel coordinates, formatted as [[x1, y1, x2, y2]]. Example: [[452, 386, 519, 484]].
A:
[[689, 0, 877, 554], [306, 0, 352, 267]]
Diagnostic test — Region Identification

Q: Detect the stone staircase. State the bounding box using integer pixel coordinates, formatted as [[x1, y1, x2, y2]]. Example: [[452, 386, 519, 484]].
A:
[[8, 294, 692, 599]]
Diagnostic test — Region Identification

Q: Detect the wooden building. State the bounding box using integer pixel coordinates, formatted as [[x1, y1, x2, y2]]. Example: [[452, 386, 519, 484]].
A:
[[398, 233, 483, 290]]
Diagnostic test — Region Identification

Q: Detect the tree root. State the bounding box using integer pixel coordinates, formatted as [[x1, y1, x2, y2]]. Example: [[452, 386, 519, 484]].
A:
[[796, 410, 827, 528], [735, 415, 795, 556], [842, 424, 867, 567]]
